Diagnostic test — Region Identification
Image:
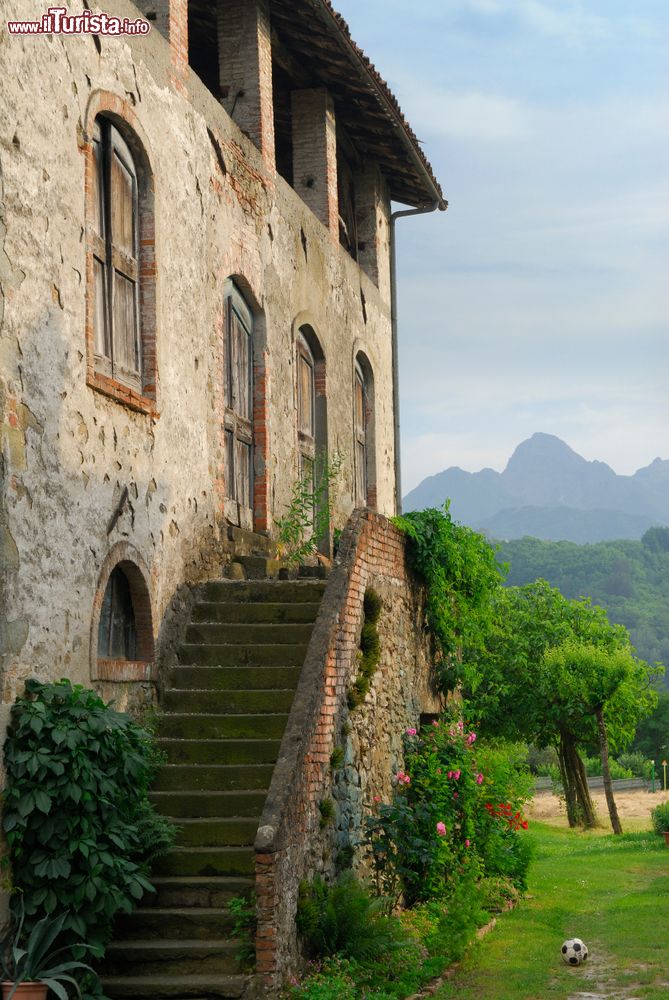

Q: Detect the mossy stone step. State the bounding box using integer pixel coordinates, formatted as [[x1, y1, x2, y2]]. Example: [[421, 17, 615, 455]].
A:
[[166, 665, 301, 692], [103, 939, 242, 978], [200, 580, 325, 603], [113, 906, 237, 939], [162, 688, 295, 715], [192, 601, 321, 624], [156, 713, 289, 740], [175, 817, 258, 848], [185, 622, 314, 645], [157, 738, 282, 766], [101, 974, 250, 999], [152, 764, 273, 792], [149, 790, 266, 818], [154, 847, 254, 878], [145, 876, 254, 908], [177, 642, 308, 667]]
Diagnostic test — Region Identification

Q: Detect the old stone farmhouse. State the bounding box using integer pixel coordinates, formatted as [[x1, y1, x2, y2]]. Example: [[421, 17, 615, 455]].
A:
[[0, 0, 445, 995]]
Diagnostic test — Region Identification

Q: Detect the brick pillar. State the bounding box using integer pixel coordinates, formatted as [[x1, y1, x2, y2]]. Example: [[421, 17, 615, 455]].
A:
[[217, 0, 276, 171], [356, 163, 391, 298], [291, 88, 339, 239], [133, 0, 188, 92]]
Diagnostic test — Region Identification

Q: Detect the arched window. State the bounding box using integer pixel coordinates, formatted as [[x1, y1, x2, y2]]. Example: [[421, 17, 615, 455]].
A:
[[91, 546, 155, 681], [354, 353, 377, 510], [224, 281, 254, 528], [97, 566, 137, 660], [85, 98, 156, 414]]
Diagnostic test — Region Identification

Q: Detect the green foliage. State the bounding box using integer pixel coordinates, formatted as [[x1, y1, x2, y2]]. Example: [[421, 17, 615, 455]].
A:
[[632, 691, 669, 760], [296, 874, 408, 963], [650, 800, 669, 835], [347, 588, 383, 710], [318, 798, 335, 828], [329, 746, 345, 771], [497, 534, 669, 682], [227, 893, 257, 970], [462, 580, 657, 750], [275, 453, 342, 566], [364, 712, 533, 907], [2, 679, 176, 953], [0, 905, 98, 1000], [363, 588, 382, 625], [392, 504, 503, 691]]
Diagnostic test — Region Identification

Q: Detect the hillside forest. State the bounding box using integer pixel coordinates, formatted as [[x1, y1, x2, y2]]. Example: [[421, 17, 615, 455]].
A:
[[496, 526, 669, 685]]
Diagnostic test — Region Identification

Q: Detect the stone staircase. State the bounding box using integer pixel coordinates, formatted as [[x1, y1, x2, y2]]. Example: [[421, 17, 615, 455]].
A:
[[102, 579, 326, 999]]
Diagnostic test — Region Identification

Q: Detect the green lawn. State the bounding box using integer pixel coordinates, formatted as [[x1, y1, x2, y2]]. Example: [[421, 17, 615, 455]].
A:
[[435, 822, 669, 1000]]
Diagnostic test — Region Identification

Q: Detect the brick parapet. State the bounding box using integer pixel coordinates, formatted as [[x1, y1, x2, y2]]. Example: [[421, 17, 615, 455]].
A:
[[253, 510, 439, 994]]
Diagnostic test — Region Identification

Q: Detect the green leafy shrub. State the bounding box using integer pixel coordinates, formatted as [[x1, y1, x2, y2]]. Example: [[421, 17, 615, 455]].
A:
[[616, 751, 651, 779], [296, 874, 407, 963], [650, 800, 669, 835], [275, 453, 342, 566], [2, 679, 176, 952], [318, 798, 335, 828], [228, 892, 257, 970], [329, 746, 345, 771], [363, 588, 382, 625]]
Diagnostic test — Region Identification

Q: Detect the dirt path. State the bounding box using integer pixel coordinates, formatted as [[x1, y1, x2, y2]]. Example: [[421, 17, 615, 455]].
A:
[[528, 787, 669, 828]]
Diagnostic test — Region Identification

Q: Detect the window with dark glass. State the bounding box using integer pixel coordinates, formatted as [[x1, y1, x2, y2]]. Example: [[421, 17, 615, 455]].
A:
[[223, 282, 254, 526], [92, 118, 141, 390], [97, 567, 137, 660]]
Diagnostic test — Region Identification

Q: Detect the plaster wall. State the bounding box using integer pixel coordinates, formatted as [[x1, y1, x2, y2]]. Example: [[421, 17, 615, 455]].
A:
[[0, 0, 396, 702]]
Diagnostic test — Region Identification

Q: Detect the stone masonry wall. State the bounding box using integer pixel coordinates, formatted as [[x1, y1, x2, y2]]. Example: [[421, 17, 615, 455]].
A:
[[0, 1, 395, 717], [254, 511, 442, 994]]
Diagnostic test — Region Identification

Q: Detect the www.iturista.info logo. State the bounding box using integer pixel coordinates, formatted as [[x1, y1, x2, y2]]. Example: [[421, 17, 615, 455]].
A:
[[7, 6, 151, 34]]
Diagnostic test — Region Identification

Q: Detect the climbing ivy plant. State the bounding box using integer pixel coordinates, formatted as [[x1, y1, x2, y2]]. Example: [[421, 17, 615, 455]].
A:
[[392, 504, 503, 692]]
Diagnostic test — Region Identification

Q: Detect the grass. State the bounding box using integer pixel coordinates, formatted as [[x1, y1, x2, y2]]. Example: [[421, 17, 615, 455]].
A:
[[435, 821, 669, 1000]]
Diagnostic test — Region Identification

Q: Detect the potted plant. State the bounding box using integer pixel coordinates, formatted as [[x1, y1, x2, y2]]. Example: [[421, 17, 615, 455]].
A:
[[1, 907, 97, 1000], [650, 800, 669, 845]]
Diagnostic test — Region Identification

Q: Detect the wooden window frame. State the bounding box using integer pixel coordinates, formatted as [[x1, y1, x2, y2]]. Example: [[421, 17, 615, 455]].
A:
[[84, 96, 157, 417], [297, 332, 316, 484], [354, 360, 367, 507]]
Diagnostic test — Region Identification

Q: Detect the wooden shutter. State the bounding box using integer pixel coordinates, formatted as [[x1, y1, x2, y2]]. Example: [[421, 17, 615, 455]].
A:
[[91, 119, 141, 390], [109, 128, 140, 389], [354, 363, 367, 506], [223, 285, 254, 524]]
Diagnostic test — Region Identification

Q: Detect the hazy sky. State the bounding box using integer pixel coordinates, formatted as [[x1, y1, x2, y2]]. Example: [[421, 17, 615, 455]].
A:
[[333, 0, 669, 492]]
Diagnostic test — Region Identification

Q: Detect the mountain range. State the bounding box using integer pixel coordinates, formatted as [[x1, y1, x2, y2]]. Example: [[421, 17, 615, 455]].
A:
[[403, 433, 669, 543]]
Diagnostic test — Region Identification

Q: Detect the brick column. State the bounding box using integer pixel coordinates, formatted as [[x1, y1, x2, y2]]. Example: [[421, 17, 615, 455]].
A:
[[133, 0, 188, 92], [356, 162, 391, 297], [291, 88, 339, 239], [217, 0, 276, 171]]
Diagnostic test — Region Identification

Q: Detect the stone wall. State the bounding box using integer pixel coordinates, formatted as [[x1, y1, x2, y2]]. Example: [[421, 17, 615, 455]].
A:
[[0, 0, 396, 711], [254, 510, 442, 994]]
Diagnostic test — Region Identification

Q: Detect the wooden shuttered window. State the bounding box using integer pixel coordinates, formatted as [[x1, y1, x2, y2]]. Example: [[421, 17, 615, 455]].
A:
[[354, 362, 367, 506], [223, 284, 254, 526], [92, 119, 141, 391]]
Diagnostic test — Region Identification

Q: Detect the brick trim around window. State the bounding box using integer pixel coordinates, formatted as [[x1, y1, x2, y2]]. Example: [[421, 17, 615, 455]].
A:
[[83, 92, 158, 416]]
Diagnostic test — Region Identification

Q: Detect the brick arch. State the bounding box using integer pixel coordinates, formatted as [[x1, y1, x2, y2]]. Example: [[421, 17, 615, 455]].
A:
[[90, 542, 155, 682], [82, 91, 158, 415]]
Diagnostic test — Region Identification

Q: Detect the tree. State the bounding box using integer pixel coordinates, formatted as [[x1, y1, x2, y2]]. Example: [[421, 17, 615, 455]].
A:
[[542, 641, 657, 834], [462, 580, 657, 829]]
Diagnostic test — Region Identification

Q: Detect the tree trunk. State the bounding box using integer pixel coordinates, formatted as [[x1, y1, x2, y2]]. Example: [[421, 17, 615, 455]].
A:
[[596, 705, 623, 835], [558, 732, 598, 828]]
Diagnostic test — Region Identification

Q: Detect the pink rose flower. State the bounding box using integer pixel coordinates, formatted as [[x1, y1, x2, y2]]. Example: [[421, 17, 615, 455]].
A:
[[465, 839, 471, 848], [453, 770, 461, 780], [467, 732, 477, 745], [436, 821, 447, 836], [405, 727, 417, 736], [476, 773, 484, 785]]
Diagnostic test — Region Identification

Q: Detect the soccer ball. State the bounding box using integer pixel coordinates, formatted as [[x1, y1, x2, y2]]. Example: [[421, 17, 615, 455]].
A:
[[561, 938, 588, 966]]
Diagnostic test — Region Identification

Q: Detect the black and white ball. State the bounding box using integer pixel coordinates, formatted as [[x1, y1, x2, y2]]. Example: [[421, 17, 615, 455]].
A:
[[561, 938, 588, 966]]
